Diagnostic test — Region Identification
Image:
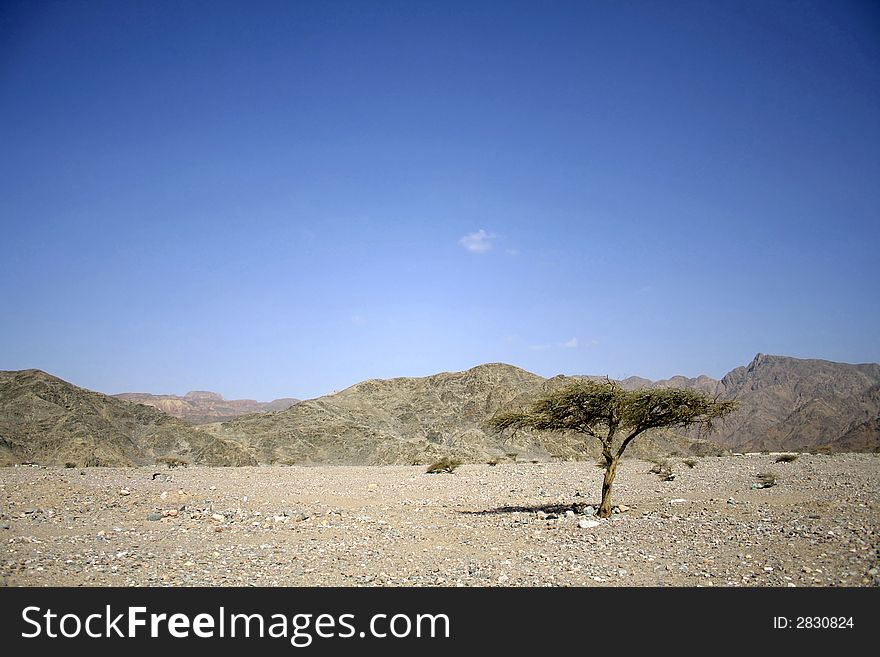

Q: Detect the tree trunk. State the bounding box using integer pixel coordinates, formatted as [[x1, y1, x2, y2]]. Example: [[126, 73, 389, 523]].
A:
[[598, 457, 619, 518]]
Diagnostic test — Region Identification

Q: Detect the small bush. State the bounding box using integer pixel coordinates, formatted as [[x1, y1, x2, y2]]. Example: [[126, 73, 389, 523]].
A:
[[683, 458, 697, 469], [756, 472, 777, 488], [64, 462, 77, 468], [487, 457, 500, 466], [426, 457, 462, 474], [155, 455, 189, 469], [505, 452, 519, 463], [775, 453, 798, 463]]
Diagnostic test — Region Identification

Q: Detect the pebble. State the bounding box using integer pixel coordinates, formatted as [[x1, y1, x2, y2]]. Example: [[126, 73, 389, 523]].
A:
[[146, 513, 162, 521], [579, 519, 602, 529], [1, 456, 875, 587]]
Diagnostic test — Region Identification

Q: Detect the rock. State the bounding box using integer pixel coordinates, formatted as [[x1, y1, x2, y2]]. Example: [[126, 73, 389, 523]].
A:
[[565, 510, 576, 518], [119, 488, 130, 496], [0, 523, 10, 529], [146, 513, 162, 521], [22, 508, 37, 515], [162, 509, 178, 518], [579, 519, 602, 529], [210, 513, 225, 523], [160, 491, 168, 500], [617, 504, 630, 513], [669, 499, 687, 505], [583, 506, 596, 516], [727, 498, 737, 505]]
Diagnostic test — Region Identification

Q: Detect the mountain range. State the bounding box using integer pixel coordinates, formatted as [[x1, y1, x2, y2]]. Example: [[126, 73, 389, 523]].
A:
[[112, 391, 299, 425], [0, 370, 255, 467], [1, 354, 877, 467]]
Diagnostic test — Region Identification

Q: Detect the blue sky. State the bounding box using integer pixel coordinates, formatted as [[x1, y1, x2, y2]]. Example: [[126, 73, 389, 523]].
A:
[[2, 0, 878, 400]]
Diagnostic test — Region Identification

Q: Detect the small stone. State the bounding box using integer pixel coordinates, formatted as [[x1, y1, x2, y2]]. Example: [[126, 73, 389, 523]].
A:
[[210, 513, 225, 523], [119, 488, 130, 496], [565, 510, 576, 518], [22, 508, 37, 515], [160, 491, 168, 500], [579, 519, 601, 529], [867, 568, 878, 577], [727, 498, 737, 505], [583, 506, 596, 516], [617, 504, 630, 513], [162, 509, 178, 518], [0, 523, 10, 529], [146, 513, 162, 521], [669, 498, 687, 505]]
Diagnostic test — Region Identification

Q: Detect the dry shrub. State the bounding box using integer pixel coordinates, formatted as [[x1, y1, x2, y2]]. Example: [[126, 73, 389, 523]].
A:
[[426, 456, 462, 474]]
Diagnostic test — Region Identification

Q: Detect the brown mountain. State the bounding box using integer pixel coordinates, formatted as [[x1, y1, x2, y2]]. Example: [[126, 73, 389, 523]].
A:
[[112, 391, 299, 425], [708, 354, 880, 452], [609, 354, 879, 452], [207, 364, 726, 465], [0, 370, 256, 466], [208, 354, 880, 464]]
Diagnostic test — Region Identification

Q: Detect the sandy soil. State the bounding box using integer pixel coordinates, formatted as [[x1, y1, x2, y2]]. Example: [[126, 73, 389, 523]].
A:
[[1, 454, 877, 587]]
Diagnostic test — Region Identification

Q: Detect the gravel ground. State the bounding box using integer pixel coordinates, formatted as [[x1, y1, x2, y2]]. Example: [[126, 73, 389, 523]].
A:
[[1, 454, 878, 587]]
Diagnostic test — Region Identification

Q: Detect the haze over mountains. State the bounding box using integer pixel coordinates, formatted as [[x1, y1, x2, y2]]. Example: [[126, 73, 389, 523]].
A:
[[112, 391, 299, 425], [1, 354, 877, 467]]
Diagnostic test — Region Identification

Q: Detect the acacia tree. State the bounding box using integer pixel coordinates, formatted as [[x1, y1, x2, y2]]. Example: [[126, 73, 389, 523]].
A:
[[490, 379, 737, 518]]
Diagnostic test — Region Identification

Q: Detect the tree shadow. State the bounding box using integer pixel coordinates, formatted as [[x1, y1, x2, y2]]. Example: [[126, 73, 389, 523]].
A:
[[461, 501, 595, 516]]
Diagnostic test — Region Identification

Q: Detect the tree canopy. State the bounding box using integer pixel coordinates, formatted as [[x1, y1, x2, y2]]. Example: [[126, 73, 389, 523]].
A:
[[490, 378, 738, 517]]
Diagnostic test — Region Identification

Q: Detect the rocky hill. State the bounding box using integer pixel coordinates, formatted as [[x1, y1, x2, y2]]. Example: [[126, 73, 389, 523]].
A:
[[208, 364, 726, 465], [0, 370, 256, 467], [208, 355, 880, 464], [3, 354, 876, 467], [113, 390, 299, 425], [707, 354, 880, 452]]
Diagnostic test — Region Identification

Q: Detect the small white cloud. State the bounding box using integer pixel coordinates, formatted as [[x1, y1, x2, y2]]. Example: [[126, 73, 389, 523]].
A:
[[560, 337, 579, 349], [459, 229, 495, 253]]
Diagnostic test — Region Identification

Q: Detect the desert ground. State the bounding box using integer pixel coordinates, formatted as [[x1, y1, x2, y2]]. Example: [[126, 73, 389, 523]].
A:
[[1, 454, 877, 587]]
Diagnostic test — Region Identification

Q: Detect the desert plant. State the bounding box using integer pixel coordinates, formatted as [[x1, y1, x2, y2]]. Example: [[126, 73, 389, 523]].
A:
[[490, 379, 736, 517], [64, 462, 76, 468], [683, 458, 698, 468], [775, 453, 798, 463], [487, 457, 500, 466], [505, 451, 519, 463], [155, 455, 189, 469], [426, 456, 462, 474]]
